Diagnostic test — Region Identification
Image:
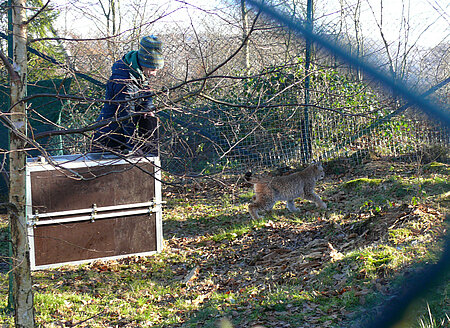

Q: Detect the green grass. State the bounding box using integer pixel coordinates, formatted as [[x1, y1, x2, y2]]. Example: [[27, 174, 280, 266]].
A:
[[0, 158, 448, 327], [416, 304, 450, 328], [210, 219, 269, 242]]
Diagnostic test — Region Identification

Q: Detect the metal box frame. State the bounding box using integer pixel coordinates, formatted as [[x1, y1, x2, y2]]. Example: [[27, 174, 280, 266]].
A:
[[25, 153, 163, 270]]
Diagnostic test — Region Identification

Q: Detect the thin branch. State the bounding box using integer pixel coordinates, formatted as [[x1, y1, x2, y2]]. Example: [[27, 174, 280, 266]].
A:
[[0, 49, 20, 83], [28, 8, 179, 43], [198, 92, 379, 117], [23, 0, 50, 26], [205, 9, 262, 77]]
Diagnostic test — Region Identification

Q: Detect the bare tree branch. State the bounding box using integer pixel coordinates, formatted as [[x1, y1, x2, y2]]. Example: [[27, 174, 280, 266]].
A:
[[0, 49, 20, 83]]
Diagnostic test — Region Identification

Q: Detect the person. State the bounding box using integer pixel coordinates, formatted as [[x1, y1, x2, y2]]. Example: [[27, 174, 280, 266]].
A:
[[92, 35, 164, 156]]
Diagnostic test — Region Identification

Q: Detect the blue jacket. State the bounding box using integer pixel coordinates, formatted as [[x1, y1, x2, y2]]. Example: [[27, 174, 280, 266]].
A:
[[94, 52, 152, 149]]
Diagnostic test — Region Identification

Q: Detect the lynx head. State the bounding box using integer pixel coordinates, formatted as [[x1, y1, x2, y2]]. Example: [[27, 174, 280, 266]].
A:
[[312, 162, 325, 180]]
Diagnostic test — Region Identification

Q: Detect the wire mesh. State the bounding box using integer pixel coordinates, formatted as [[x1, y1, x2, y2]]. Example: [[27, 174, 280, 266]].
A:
[[0, 1, 449, 326], [152, 0, 449, 175], [0, 0, 448, 174]]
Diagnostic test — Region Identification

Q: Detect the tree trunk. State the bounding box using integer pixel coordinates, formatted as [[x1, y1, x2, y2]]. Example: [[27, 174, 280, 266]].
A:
[[9, 0, 35, 326], [241, 0, 250, 71]]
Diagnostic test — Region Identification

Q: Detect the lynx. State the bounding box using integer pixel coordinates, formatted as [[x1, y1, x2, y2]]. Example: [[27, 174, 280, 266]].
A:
[[244, 162, 327, 220]]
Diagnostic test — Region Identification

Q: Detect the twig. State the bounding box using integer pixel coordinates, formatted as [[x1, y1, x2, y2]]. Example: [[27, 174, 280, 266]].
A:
[[182, 266, 200, 284], [23, 0, 50, 26], [0, 50, 20, 82], [70, 309, 106, 327]]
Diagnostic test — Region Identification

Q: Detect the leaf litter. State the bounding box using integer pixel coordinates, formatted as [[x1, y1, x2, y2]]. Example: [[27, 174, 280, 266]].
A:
[[0, 158, 448, 327]]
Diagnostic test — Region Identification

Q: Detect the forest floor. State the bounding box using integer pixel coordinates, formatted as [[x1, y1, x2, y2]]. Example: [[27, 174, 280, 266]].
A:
[[0, 155, 449, 327]]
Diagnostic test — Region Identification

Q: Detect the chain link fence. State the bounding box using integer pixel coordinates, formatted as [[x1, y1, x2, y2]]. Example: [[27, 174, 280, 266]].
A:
[[147, 0, 450, 175], [0, 0, 448, 177], [0, 1, 448, 326]]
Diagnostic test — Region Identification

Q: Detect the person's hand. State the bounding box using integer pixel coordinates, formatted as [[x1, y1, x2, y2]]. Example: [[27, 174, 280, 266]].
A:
[[142, 101, 156, 117], [142, 110, 155, 118]]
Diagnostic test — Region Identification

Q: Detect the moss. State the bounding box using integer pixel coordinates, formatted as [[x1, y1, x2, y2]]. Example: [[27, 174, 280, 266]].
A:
[[423, 162, 449, 174], [343, 178, 382, 189]]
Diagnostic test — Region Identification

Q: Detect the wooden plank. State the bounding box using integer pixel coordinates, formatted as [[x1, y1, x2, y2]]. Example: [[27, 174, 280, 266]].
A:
[[30, 162, 155, 215], [33, 213, 157, 266]]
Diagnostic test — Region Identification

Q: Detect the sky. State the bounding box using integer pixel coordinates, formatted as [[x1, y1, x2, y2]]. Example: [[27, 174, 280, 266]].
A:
[[53, 0, 449, 49], [54, 0, 226, 37], [300, 0, 449, 48]]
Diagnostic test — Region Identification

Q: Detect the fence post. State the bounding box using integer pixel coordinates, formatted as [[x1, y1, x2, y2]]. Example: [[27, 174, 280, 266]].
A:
[[6, 0, 14, 313], [302, 0, 314, 162]]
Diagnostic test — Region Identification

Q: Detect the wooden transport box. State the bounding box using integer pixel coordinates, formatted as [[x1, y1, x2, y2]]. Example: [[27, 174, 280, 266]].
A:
[[25, 153, 163, 270]]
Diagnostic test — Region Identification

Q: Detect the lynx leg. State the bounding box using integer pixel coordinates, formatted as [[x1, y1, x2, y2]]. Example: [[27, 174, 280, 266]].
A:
[[305, 192, 327, 209], [286, 200, 299, 212], [248, 203, 260, 220], [248, 196, 275, 220]]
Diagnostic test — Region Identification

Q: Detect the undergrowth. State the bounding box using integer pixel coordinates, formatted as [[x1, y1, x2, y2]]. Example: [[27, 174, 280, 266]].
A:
[[0, 158, 448, 327]]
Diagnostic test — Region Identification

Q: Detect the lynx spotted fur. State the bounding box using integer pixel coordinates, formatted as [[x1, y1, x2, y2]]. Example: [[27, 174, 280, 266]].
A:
[[245, 162, 327, 220]]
